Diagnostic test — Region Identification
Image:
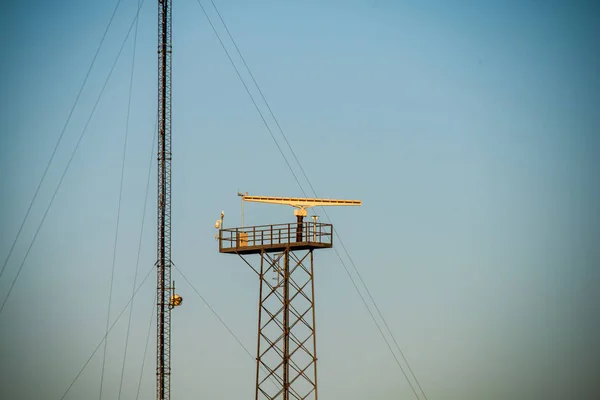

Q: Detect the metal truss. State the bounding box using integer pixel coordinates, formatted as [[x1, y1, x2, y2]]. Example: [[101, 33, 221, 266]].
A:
[[156, 0, 172, 399], [241, 249, 319, 400]]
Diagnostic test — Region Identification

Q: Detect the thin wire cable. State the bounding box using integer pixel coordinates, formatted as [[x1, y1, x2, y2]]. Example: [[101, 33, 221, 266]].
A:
[[136, 291, 157, 400], [0, 0, 123, 281], [206, 14, 426, 391], [193, 0, 306, 194], [331, 218, 428, 400], [198, 3, 424, 394], [332, 243, 422, 400], [119, 124, 156, 398], [0, 0, 147, 317], [208, 0, 310, 193], [201, 2, 428, 398], [59, 264, 154, 400], [114, 1, 146, 397], [173, 264, 253, 359], [173, 264, 279, 391], [98, 38, 130, 400], [100, 5, 145, 397]]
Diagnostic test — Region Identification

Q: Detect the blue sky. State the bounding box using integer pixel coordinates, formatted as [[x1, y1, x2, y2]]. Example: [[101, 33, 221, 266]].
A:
[[0, 1, 599, 399]]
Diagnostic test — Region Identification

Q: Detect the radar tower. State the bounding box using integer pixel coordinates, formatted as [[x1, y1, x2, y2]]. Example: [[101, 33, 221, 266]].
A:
[[218, 194, 361, 400]]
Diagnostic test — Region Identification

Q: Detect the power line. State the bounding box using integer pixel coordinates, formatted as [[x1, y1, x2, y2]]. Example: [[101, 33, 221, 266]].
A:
[[198, 2, 428, 398], [0, 0, 123, 281], [59, 264, 154, 400], [0, 0, 147, 317]]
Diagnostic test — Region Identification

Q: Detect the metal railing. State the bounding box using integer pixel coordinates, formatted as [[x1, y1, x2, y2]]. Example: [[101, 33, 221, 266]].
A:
[[219, 222, 333, 251]]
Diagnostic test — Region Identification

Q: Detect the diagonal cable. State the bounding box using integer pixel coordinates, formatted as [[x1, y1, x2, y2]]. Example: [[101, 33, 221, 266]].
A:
[[200, 2, 428, 398], [173, 264, 280, 391], [0, 0, 123, 281], [0, 0, 147, 317], [174, 264, 254, 359], [114, 0, 148, 397], [99, 28, 134, 400], [135, 291, 156, 400], [332, 242, 422, 399], [331, 217, 429, 399], [119, 122, 156, 398], [59, 264, 154, 400], [193, 0, 306, 194]]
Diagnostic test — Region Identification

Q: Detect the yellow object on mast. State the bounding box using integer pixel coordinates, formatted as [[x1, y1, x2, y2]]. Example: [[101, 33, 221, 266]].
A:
[[241, 194, 362, 242], [242, 195, 362, 216]]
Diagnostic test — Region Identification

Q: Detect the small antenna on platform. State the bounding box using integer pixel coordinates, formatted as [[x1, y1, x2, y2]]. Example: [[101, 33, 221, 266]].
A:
[[237, 192, 247, 228], [214, 211, 224, 240], [311, 215, 319, 241]]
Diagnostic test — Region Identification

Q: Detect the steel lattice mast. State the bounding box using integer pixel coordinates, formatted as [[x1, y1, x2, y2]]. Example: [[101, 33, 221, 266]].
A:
[[157, 0, 172, 399]]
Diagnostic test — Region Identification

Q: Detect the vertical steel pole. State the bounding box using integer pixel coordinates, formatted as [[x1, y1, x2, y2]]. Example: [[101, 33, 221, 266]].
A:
[[283, 249, 290, 400], [310, 250, 319, 400], [295, 216, 303, 242], [255, 253, 264, 400]]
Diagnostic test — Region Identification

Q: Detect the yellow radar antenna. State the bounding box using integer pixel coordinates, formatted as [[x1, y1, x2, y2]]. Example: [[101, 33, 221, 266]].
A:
[[241, 194, 362, 241]]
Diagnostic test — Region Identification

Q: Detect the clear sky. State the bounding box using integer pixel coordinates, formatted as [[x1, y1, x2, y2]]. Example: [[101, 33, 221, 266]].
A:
[[0, 0, 599, 399]]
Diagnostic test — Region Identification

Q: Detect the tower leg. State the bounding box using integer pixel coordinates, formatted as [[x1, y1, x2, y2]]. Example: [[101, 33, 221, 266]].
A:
[[283, 250, 290, 400]]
